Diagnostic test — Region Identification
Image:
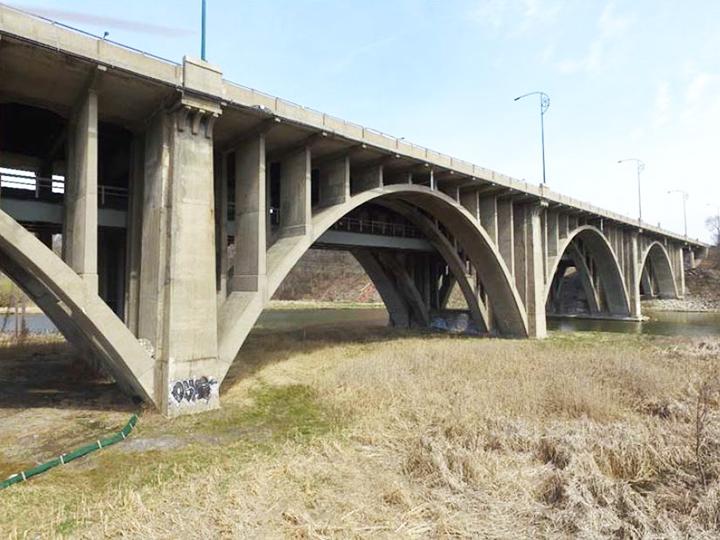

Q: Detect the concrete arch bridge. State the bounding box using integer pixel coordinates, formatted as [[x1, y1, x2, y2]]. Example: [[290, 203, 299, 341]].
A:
[[0, 6, 707, 415]]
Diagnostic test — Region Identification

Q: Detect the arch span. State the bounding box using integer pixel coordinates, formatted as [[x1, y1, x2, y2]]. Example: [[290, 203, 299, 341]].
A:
[[0, 210, 155, 403], [217, 184, 527, 378], [639, 241, 678, 299], [545, 225, 631, 316]]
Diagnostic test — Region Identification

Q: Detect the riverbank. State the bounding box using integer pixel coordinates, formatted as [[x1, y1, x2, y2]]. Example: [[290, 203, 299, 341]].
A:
[[2, 321, 720, 537], [650, 247, 720, 312]]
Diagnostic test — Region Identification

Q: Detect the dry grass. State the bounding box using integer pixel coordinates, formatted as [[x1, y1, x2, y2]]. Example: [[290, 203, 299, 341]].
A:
[[2, 328, 720, 538]]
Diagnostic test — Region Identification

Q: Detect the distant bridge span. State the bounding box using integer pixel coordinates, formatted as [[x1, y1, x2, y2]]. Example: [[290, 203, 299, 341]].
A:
[[0, 6, 707, 415]]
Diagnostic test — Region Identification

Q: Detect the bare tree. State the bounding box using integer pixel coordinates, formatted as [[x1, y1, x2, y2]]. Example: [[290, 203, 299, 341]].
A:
[[705, 215, 720, 246]]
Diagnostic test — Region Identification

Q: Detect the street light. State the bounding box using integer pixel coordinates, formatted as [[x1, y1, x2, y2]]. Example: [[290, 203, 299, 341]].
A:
[[618, 158, 645, 223], [514, 91, 550, 186], [667, 189, 689, 237], [201, 0, 207, 61]]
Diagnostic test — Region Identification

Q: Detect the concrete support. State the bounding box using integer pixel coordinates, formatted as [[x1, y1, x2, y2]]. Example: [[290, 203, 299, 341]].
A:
[[524, 205, 547, 338], [351, 164, 383, 194], [214, 152, 228, 301], [513, 204, 528, 305], [232, 134, 266, 292], [558, 213, 569, 239], [379, 252, 430, 327], [497, 198, 514, 277], [547, 210, 559, 257], [628, 232, 642, 318], [280, 147, 312, 237], [460, 189, 480, 221], [63, 87, 98, 291], [137, 101, 221, 416], [676, 245, 686, 298], [479, 195, 498, 245], [353, 249, 410, 328], [124, 134, 144, 335], [318, 156, 350, 207]]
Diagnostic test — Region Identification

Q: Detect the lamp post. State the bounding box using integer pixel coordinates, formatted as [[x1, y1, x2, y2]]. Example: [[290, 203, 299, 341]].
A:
[[618, 158, 645, 223], [667, 189, 689, 237], [514, 91, 550, 185], [201, 0, 207, 61]]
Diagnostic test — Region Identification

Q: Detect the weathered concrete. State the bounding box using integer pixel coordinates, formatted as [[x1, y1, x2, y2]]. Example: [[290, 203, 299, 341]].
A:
[[137, 101, 221, 416]]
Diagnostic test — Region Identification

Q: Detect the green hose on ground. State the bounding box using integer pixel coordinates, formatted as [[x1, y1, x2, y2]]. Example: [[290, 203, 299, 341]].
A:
[[0, 414, 138, 490]]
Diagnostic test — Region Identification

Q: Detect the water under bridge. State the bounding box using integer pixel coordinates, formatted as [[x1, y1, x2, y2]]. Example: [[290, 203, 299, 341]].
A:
[[0, 5, 707, 415]]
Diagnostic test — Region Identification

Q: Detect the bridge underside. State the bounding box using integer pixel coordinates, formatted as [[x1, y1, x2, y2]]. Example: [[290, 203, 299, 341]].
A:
[[0, 9, 704, 416]]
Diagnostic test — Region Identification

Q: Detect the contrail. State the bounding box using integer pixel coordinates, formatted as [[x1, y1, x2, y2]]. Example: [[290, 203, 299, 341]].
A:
[[9, 3, 194, 37]]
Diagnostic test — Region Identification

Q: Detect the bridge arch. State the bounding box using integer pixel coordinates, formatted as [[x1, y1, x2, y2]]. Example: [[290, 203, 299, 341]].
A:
[[545, 225, 631, 317], [0, 210, 155, 403], [218, 183, 528, 377], [638, 241, 678, 298]]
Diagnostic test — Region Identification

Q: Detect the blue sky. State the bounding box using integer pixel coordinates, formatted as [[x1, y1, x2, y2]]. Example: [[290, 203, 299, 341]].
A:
[[13, 1, 720, 241]]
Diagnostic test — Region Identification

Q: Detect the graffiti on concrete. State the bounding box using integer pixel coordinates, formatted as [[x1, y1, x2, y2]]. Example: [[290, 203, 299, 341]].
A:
[[170, 376, 218, 405]]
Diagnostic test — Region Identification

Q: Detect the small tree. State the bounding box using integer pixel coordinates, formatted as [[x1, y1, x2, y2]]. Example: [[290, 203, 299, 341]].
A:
[[705, 215, 720, 246]]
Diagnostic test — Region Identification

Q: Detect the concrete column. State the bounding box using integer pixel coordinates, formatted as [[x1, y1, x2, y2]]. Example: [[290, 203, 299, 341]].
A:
[[558, 213, 569, 239], [214, 152, 228, 300], [351, 164, 383, 194], [524, 205, 547, 338], [497, 198, 514, 276], [460, 189, 480, 221], [318, 156, 350, 206], [137, 100, 221, 416], [513, 204, 527, 304], [547, 210, 559, 257], [124, 134, 144, 335], [63, 87, 98, 291], [232, 134, 266, 292], [628, 232, 642, 318], [676, 245, 686, 298], [479, 195, 498, 245], [280, 147, 312, 237]]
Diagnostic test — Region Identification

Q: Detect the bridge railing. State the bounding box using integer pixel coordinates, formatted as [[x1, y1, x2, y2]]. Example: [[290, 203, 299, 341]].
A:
[[0, 173, 128, 208], [330, 216, 421, 239]]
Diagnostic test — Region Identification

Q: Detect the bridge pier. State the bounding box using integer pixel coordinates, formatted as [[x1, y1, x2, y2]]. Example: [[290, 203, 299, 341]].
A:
[[137, 101, 222, 416]]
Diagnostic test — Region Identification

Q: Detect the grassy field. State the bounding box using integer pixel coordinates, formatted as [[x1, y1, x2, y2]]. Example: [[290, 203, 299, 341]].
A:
[[2, 324, 720, 538]]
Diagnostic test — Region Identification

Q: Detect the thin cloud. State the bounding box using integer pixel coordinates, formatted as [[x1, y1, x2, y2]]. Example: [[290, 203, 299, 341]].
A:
[[653, 81, 671, 127], [11, 4, 194, 37], [555, 0, 632, 75]]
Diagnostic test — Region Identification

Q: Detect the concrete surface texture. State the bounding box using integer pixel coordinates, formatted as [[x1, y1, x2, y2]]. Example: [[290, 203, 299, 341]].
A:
[[0, 5, 707, 415]]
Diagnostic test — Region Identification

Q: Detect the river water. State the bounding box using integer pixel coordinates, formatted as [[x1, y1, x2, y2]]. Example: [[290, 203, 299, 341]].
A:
[[548, 310, 720, 337], [1, 308, 719, 338]]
